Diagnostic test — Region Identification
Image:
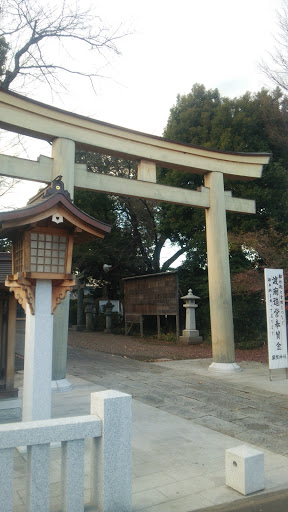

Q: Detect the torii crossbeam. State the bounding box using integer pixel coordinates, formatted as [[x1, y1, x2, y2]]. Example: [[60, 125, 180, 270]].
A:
[[0, 89, 270, 372]]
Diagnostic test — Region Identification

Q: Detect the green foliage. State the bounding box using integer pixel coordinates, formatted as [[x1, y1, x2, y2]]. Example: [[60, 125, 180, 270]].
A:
[[232, 293, 267, 346], [164, 84, 223, 147], [0, 238, 11, 252]]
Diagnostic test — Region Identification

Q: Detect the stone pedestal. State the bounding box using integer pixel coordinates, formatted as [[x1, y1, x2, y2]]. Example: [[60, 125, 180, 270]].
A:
[[72, 324, 85, 331], [209, 362, 241, 372], [179, 333, 203, 345], [22, 280, 53, 421]]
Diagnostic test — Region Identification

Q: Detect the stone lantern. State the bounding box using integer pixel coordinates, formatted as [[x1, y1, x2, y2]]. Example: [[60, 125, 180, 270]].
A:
[[0, 177, 111, 421], [179, 288, 203, 345]]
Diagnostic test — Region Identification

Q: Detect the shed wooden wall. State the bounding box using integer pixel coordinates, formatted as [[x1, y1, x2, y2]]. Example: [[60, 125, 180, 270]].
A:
[[123, 272, 179, 316]]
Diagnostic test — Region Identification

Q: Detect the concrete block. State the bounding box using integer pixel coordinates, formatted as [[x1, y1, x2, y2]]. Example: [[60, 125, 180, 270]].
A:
[[226, 445, 264, 495], [0, 398, 21, 420]]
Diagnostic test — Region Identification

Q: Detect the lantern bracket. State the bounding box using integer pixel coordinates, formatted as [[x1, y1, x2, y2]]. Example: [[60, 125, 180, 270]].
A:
[[5, 274, 35, 314], [5, 273, 75, 314], [51, 278, 75, 314]]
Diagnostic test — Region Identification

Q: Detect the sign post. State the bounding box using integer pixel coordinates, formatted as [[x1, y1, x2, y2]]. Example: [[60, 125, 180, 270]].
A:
[[264, 269, 287, 381]]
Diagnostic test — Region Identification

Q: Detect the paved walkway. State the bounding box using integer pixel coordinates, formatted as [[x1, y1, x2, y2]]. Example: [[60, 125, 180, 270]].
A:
[[8, 344, 288, 511]]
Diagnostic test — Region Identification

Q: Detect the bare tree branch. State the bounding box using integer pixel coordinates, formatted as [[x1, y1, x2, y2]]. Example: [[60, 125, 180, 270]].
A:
[[0, 0, 128, 93], [259, 0, 288, 91]]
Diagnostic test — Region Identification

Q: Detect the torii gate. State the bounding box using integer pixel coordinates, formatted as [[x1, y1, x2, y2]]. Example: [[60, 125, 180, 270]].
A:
[[0, 89, 270, 373]]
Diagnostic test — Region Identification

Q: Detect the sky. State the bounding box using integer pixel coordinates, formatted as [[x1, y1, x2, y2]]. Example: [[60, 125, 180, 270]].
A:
[[0, 0, 283, 212]]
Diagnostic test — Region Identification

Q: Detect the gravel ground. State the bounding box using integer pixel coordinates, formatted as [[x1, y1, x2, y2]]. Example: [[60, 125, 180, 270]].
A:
[[68, 329, 268, 363]]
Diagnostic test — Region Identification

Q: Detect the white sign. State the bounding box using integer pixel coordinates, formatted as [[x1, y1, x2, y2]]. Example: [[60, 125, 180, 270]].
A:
[[264, 269, 287, 370]]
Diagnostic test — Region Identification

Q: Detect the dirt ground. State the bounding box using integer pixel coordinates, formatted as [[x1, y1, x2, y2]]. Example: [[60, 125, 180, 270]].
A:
[[68, 329, 269, 364]]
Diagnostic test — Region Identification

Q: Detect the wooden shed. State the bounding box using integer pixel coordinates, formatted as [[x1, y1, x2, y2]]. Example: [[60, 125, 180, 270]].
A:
[[122, 271, 179, 336]]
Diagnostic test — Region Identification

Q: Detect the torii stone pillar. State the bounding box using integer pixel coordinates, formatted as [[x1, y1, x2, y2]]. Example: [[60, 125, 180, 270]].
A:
[[52, 138, 75, 196], [204, 171, 239, 371], [51, 138, 75, 390]]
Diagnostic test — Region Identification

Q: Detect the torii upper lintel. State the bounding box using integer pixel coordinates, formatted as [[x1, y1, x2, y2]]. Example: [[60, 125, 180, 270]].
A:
[[0, 89, 270, 180]]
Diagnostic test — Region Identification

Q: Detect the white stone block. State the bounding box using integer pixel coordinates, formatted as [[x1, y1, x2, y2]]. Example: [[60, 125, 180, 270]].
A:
[[90, 390, 132, 512], [0, 415, 101, 449], [61, 439, 85, 512], [0, 448, 13, 512], [27, 443, 50, 512], [226, 445, 264, 495]]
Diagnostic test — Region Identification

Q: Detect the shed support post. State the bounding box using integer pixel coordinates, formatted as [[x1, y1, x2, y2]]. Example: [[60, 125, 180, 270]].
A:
[[157, 315, 161, 336]]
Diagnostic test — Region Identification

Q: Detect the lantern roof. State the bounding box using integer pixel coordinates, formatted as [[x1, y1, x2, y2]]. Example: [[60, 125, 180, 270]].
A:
[[0, 177, 111, 243], [181, 289, 200, 300]]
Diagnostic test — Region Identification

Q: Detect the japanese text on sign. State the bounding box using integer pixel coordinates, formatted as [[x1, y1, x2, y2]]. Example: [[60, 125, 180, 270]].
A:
[[264, 269, 287, 370]]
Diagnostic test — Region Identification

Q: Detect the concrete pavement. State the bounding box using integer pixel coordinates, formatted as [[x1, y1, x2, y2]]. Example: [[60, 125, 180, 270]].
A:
[[7, 345, 288, 511], [67, 347, 288, 456], [193, 489, 288, 511]]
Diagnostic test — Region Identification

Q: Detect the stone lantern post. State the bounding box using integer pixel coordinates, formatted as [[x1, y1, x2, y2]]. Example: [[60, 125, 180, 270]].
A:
[[0, 178, 111, 421], [104, 300, 114, 333], [85, 298, 96, 331], [179, 289, 203, 345]]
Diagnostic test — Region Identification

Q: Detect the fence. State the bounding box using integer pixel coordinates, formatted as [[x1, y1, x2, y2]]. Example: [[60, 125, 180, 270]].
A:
[[0, 390, 132, 512]]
